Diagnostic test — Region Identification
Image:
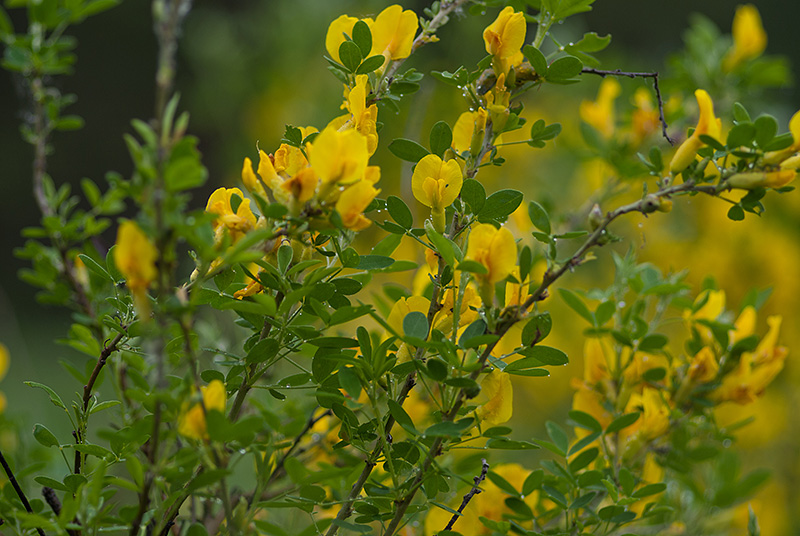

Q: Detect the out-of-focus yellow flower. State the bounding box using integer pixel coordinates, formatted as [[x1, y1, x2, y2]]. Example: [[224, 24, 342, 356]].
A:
[[370, 4, 418, 61], [580, 78, 621, 139], [335, 179, 379, 231], [466, 224, 517, 285], [475, 369, 513, 426], [411, 154, 463, 232], [712, 316, 787, 404], [178, 380, 227, 440], [670, 89, 722, 173], [483, 6, 525, 78], [763, 110, 800, 164], [631, 87, 660, 144], [688, 346, 719, 383], [309, 126, 369, 187], [570, 380, 613, 434], [386, 295, 430, 361], [731, 305, 756, 344], [622, 350, 671, 389], [206, 187, 258, 244], [722, 4, 767, 72], [727, 169, 796, 190], [115, 221, 158, 313], [684, 289, 725, 343], [621, 387, 671, 456], [583, 336, 614, 384], [486, 73, 511, 131], [0, 343, 9, 413]]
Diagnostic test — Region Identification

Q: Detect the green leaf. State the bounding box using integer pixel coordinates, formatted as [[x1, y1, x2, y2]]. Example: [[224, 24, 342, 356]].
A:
[[521, 312, 552, 345], [726, 123, 756, 147], [456, 260, 488, 275], [425, 221, 456, 267], [568, 410, 602, 432], [388, 138, 430, 162], [78, 253, 113, 282], [546, 56, 583, 81], [545, 421, 568, 455], [567, 32, 611, 53], [33, 423, 60, 448], [426, 358, 448, 381], [307, 337, 359, 348], [595, 300, 616, 326], [522, 469, 544, 495], [727, 205, 745, 221], [522, 45, 547, 75], [357, 255, 395, 270], [338, 40, 362, 72], [356, 54, 385, 75], [639, 333, 668, 352], [528, 201, 551, 234], [351, 20, 372, 57], [25, 381, 66, 410], [424, 420, 472, 437], [605, 412, 640, 434], [516, 345, 568, 365], [568, 447, 599, 473], [387, 195, 413, 229], [480, 189, 523, 221], [277, 243, 293, 273], [429, 121, 453, 157], [732, 102, 751, 123], [558, 288, 595, 325], [388, 400, 417, 434], [632, 483, 666, 498], [754, 114, 778, 148], [461, 179, 486, 214], [403, 311, 429, 340], [246, 338, 279, 364], [338, 366, 362, 399]]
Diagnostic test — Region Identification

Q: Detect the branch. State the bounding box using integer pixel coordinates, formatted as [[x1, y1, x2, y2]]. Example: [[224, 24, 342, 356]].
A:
[[443, 459, 489, 532], [0, 449, 47, 536], [581, 67, 675, 145]]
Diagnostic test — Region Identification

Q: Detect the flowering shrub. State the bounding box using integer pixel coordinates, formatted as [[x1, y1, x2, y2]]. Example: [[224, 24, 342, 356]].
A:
[[0, 1, 795, 535]]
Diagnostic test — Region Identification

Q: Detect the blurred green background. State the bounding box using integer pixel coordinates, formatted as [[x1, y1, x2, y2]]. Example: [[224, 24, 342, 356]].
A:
[[2, 1, 800, 533]]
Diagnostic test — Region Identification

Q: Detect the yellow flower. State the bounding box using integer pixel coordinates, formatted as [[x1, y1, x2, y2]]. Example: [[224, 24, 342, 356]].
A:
[[763, 109, 800, 164], [281, 166, 319, 203], [630, 87, 660, 144], [727, 169, 796, 189], [670, 89, 722, 173], [308, 126, 369, 186], [722, 4, 767, 72], [621, 387, 671, 455], [475, 369, 513, 426], [386, 296, 430, 362], [412, 154, 463, 231], [483, 6, 526, 78], [712, 315, 787, 405], [178, 380, 227, 440], [684, 289, 725, 344], [622, 350, 671, 389], [241, 157, 264, 198], [688, 346, 719, 383], [206, 187, 257, 244], [335, 179, 379, 231], [114, 221, 158, 313], [485, 73, 511, 131], [580, 78, 621, 139], [452, 108, 489, 160], [583, 336, 613, 384], [466, 224, 517, 285], [325, 14, 360, 64], [345, 75, 379, 155], [370, 4, 418, 61]]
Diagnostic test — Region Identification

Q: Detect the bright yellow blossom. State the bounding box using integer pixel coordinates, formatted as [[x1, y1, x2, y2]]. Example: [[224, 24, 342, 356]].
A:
[[178, 380, 227, 440], [621, 387, 671, 456], [452, 108, 489, 160], [580, 78, 621, 139], [483, 6, 526, 78], [722, 4, 767, 72], [670, 89, 722, 173], [114, 221, 158, 313], [335, 179, 379, 231], [465, 224, 517, 286], [346, 75, 379, 155], [485, 73, 511, 131], [309, 126, 369, 186], [325, 15, 360, 64], [205, 187, 257, 244], [475, 369, 513, 426], [631, 87, 660, 144], [370, 4, 418, 61], [411, 154, 463, 232]]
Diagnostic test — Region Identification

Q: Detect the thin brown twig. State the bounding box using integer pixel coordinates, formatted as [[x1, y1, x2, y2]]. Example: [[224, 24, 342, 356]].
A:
[[581, 67, 675, 145], [442, 458, 489, 532]]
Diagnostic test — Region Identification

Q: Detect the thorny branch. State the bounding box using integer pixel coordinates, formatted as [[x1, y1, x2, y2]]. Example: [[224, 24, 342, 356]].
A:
[[443, 458, 490, 532], [581, 67, 676, 145]]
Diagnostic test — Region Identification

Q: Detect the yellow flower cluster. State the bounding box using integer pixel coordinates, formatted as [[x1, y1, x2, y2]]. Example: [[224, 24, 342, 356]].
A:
[[483, 6, 526, 78], [326, 4, 418, 67]]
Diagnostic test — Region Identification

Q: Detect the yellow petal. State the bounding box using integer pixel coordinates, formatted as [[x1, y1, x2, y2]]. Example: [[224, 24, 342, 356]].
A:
[[309, 126, 369, 185], [411, 154, 463, 210], [466, 224, 517, 284], [114, 220, 158, 293], [325, 15, 359, 63], [476, 369, 513, 426], [336, 179, 379, 230], [371, 5, 418, 60]]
